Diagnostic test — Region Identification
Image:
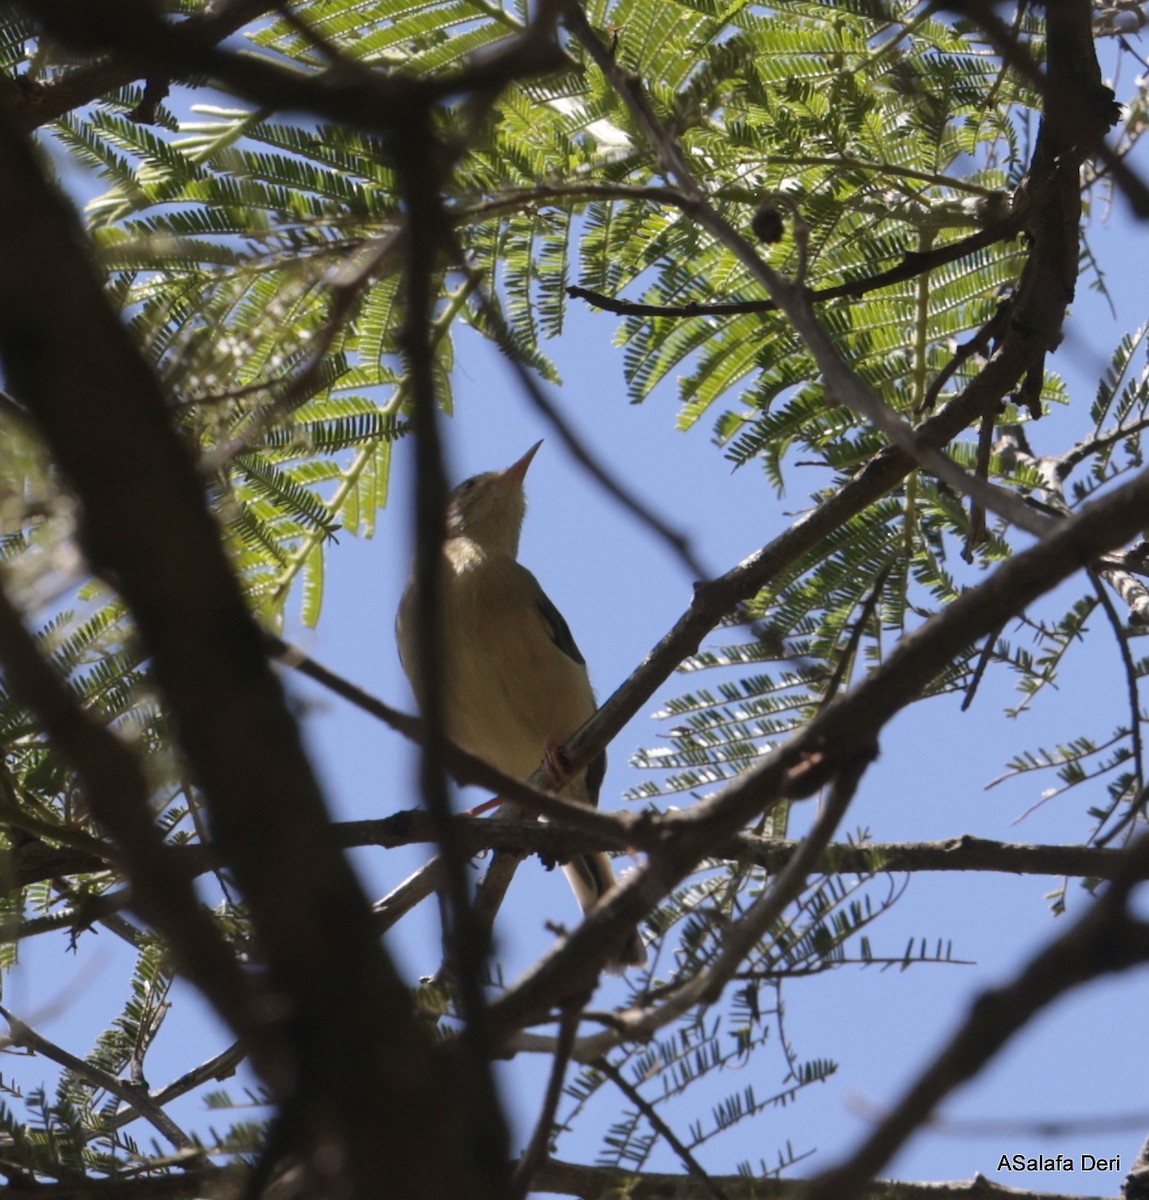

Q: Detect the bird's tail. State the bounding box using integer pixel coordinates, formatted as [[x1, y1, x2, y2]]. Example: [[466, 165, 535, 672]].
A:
[[562, 851, 647, 973]]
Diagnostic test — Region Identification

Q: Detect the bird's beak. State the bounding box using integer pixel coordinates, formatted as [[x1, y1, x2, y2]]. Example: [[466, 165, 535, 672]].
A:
[[502, 440, 543, 485]]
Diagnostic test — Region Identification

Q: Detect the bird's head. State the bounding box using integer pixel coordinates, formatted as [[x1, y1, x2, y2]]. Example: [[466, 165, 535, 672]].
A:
[[445, 440, 542, 556]]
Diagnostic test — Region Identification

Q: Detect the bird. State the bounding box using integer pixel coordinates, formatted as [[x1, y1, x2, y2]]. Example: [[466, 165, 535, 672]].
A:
[[396, 441, 647, 972]]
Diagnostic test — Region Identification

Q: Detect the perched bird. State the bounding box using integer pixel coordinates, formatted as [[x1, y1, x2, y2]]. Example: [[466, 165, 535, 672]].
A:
[[396, 442, 646, 971]]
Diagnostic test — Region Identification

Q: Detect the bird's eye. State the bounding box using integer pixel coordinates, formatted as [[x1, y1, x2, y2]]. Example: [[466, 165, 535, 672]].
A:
[[458, 478, 478, 493]]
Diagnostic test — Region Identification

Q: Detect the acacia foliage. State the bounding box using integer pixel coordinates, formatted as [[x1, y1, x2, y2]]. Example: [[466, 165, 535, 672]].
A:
[[0, 1, 1148, 1197]]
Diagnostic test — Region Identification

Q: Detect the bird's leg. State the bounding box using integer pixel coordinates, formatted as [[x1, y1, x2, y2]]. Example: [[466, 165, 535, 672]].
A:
[[465, 735, 569, 816], [465, 795, 503, 816], [535, 736, 575, 872]]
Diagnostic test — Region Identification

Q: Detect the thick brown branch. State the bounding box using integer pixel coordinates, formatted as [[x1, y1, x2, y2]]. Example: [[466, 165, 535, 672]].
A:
[[23, 0, 567, 137], [392, 88, 512, 1197], [8, 0, 273, 129], [7, 818, 1140, 897], [0, 1161, 1112, 1200], [268, 633, 640, 844]]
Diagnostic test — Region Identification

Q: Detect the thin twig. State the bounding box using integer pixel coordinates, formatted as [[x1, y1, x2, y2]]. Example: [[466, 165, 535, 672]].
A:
[[510, 1003, 582, 1200], [201, 228, 402, 472], [0, 1004, 208, 1162], [804, 834, 1149, 1200], [568, 210, 1023, 321], [959, 619, 1007, 712], [918, 301, 1012, 414], [818, 563, 893, 711], [596, 1056, 731, 1200], [1088, 565, 1144, 801], [1053, 412, 1149, 482], [113, 1042, 247, 1131], [698, 763, 862, 1005], [960, 410, 996, 562]]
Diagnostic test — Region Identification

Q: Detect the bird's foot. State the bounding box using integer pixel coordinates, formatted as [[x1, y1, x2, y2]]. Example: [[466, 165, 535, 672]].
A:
[[542, 736, 572, 788]]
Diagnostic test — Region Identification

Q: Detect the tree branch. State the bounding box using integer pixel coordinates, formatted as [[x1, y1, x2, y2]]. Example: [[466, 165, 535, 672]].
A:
[[562, 1, 1098, 541], [391, 80, 512, 1196], [9, 811, 1143, 907], [568, 215, 1023, 320], [547, 0, 1110, 823], [597, 1054, 732, 1200], [24, 0, 568, 137], [0, 1004, 207, 1163], [8, 0, 274, 130], [510, 1003, 581, 1200], [806, 834, 1149, 1200], [268, 634, 642, 845]]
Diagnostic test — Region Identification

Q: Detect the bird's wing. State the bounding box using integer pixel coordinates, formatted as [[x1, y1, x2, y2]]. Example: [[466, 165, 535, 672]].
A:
[[515, 565, 605, 802], [533, 583, 586, 665]]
